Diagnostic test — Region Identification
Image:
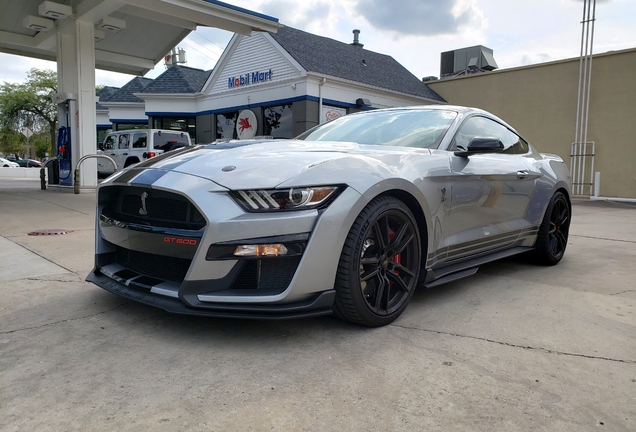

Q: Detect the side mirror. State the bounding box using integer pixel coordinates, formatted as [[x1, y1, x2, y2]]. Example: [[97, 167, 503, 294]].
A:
[[454, 137, 504, 157]]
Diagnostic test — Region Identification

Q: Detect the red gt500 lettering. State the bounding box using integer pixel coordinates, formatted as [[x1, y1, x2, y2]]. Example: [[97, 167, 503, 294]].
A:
[[164, 237, 197, 245]]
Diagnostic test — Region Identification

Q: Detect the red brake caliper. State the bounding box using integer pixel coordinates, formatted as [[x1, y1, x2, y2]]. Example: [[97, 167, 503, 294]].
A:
[[388, 228, 402, 266]]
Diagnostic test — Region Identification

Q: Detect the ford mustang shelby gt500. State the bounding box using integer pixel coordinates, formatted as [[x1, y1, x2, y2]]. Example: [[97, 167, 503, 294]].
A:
[[87, 105, 571, 327]]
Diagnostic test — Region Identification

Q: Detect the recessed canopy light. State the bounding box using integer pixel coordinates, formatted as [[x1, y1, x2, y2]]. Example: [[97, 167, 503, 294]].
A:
[[38, 1, 72, 20], [23, 15, 54, 32]]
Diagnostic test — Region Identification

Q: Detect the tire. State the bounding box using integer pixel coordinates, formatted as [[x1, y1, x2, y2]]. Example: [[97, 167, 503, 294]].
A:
[[531, 191, 571, 265], [333, 196, 422, 327]]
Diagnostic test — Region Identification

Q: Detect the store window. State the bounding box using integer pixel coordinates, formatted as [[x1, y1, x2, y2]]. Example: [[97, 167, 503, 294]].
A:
[[216, 112, 238, 140], [263, 104, 293, 138]]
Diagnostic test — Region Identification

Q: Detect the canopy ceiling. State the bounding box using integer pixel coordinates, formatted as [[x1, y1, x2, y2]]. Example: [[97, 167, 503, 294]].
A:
[[0, 0, 280, 75]]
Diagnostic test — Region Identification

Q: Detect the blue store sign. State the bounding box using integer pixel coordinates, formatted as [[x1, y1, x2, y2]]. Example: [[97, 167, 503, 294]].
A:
[[228, 69, 273, 88]]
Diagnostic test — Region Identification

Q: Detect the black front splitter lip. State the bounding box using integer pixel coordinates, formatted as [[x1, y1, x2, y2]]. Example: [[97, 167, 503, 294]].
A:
[[86, 270, 335, 320]]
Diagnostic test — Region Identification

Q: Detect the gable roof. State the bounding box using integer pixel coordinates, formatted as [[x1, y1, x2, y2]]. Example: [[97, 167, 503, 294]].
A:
[[269, 26, 445, 102], [96, 86, 120, 110], [141, 65, 213, 94], [101, 77, 154, 103]]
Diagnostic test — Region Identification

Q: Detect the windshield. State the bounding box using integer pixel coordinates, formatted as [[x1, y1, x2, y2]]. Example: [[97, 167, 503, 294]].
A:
[[296, 109, 457, 149]]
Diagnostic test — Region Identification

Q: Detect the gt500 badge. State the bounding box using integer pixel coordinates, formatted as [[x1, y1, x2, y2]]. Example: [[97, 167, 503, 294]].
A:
[[164, 237, 197, 245]]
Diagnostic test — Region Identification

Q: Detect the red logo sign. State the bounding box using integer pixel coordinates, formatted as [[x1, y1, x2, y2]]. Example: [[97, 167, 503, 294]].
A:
[[238, 117, 253, 134], [326, 110, 341, 121]]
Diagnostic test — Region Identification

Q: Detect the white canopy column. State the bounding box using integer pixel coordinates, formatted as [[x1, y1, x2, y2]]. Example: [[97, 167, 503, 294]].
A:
[[56, 18, 97, 187], [0, 0, 280, 189]]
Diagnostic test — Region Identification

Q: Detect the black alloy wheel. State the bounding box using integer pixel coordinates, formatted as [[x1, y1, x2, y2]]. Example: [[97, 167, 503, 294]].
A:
[[532, 191, 570, 265], [334, 196, 421, 327]]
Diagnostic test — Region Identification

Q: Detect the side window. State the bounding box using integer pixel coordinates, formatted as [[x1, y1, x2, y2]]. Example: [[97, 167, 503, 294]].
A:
[[118, 134, 130, 150], [102, 135, 116, 151], [452, 116, 527, 154], [132, 132, 147, 148]]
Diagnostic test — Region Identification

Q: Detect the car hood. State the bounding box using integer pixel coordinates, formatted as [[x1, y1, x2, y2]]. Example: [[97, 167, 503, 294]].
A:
[[135, 140, 428, 190]]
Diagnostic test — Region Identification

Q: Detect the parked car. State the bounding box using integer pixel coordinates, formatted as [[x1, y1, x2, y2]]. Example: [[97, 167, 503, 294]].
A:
[[0, 157, 19, 167], [87, 105, 572, 327], [16, 159, 42, 168], [97, 129, 192, 177]]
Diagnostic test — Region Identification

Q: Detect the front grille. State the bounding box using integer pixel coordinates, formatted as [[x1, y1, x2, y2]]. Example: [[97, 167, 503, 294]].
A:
[[115, 246, 191, 283], [230, 257, 301, 294], [100, 186, 205, 230]]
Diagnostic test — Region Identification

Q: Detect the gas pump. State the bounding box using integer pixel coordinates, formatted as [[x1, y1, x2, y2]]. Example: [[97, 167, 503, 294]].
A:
[[57, 125, 72, 185], [52, 94, 78, 186]]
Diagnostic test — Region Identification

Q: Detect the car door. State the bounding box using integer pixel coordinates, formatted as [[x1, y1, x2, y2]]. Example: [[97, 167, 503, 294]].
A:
[[444, 116, 538, 261], [114, 133, 131, 169], [97, 134, 117, 174]]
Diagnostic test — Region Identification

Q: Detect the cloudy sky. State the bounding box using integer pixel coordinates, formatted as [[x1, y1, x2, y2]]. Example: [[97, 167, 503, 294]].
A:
[[1, 0, 635, 87]]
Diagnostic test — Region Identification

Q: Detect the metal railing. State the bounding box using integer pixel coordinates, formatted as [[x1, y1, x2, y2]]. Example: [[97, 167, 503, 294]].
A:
[[74, 154, 117, 194], [570, 141, 595, 196]]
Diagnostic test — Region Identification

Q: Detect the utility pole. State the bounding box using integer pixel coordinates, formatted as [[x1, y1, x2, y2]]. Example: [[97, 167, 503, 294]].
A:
[[572, 0, 596, 196]]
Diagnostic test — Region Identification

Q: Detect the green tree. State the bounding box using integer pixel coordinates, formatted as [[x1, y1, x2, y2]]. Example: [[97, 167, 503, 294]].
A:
[[0, 127, 24, 158], [0, 68, 58, 156]]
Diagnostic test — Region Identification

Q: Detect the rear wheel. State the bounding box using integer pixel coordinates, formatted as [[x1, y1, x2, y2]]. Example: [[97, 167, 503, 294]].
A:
[[334, 196, 421, 327], [124, 157, 140, 168], [532, 191, 570, 265]]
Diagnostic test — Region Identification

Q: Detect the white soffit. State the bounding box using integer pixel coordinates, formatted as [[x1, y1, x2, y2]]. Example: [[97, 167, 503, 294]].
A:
[[0, 0, 280, 75]]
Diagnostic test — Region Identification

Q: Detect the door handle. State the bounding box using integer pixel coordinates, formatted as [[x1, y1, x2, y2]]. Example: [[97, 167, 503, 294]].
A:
[[122, 153, 128, 156], [109, 153, 115, 156], [517, 170, 529, 179]]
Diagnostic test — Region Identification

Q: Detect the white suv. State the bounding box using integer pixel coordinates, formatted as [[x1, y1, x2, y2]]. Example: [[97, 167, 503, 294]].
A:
[[97, 129, 192, 177]]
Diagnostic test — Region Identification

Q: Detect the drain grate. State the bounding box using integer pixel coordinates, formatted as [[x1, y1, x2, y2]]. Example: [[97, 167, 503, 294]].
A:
[[28, 229, 72, 236]]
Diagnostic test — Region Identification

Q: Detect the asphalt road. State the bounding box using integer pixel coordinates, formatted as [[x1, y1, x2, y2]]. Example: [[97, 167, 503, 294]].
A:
[[0, 179, 634, 431]]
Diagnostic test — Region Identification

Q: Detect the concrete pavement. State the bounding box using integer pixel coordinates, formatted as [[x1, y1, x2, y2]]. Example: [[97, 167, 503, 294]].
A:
[[0, 178, 634, 431]]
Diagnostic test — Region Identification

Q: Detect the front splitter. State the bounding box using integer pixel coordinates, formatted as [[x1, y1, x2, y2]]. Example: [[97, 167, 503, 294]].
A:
[[86, 269, 335, 320]]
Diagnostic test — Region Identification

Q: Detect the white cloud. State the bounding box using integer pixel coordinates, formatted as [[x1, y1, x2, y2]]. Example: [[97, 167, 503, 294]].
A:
[[1, 0, 635, 86]]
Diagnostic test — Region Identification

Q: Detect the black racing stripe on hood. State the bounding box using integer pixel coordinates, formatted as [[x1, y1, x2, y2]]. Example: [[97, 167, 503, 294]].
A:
[[130, 169, 168, 186], [112, 169, 142, 184]]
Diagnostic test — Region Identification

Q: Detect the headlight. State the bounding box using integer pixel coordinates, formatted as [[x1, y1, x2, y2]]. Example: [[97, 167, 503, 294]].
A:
[[229, 186, 343, 212]]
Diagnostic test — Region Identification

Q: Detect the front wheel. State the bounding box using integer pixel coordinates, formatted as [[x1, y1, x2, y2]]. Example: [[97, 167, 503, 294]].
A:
[[334, 196, 422, 327], [531, 191, 571, 265]]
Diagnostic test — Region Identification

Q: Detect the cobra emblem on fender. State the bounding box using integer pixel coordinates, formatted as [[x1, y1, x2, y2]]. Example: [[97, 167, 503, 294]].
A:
[[139, 192, 148, 215]]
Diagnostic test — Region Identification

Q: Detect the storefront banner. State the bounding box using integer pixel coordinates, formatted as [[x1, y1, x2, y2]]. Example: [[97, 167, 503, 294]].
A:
[[322, 106, 347, 123]]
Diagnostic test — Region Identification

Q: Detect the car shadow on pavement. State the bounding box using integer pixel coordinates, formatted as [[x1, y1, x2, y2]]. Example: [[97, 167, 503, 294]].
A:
[[82, 255, 541, 348]]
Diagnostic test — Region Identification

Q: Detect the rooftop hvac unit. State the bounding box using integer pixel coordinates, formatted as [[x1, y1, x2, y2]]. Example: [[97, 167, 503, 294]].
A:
[[440, 45, 498, 78]]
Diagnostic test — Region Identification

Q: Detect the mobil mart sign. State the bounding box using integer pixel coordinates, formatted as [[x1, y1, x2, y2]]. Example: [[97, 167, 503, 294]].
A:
[[228, 69, 273, 89]]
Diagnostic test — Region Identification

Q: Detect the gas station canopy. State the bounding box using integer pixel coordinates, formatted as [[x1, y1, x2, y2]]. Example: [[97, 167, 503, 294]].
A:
[[0, 0, 279, 189], [0, 0, 280, 75]]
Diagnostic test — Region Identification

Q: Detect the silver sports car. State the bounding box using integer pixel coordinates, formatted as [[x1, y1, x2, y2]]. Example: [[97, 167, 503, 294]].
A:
[[87, 105, 572, 327]]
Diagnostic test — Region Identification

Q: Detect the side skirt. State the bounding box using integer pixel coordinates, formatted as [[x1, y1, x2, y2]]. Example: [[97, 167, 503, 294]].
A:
[[421, 246, 533, 289]]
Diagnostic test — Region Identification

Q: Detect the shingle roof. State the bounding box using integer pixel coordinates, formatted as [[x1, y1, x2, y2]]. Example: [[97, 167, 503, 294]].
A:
[[96, 86, 119, 110], [101, 77, 154, 103], [270, 26, 445, 102], [141, 65, 212, 94]]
